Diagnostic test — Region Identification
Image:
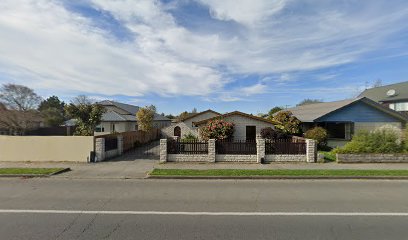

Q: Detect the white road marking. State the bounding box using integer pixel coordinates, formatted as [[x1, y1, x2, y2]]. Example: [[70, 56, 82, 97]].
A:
[[0, 209, 408, 216]]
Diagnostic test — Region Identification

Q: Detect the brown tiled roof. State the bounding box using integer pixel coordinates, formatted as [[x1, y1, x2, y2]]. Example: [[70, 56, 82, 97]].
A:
[[194, 111, 278, 126], [177, 109, 221, 122]]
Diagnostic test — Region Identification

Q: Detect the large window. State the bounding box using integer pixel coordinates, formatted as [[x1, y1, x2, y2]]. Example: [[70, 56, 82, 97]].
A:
[[389, 102, 408, 111], [317, 122, 349, 139]]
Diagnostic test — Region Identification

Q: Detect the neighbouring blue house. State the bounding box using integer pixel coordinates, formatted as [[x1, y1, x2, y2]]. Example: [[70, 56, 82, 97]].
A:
[[286, 97, 408, 147]]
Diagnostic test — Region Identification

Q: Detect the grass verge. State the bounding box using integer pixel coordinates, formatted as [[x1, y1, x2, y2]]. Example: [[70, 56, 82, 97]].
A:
[[150, 168, 408, 177], [0, 168, 66, 176]]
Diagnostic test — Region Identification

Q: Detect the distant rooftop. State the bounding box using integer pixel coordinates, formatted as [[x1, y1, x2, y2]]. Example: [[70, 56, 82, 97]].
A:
[[98, 100, 170, 122], [358, 81, 408, 102], [285, 97, 407, 122]]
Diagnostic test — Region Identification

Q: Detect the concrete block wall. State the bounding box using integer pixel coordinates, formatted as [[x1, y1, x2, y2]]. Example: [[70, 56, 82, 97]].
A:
[[256, 138, 265, 163], [215, 154, 257, 162], [337, 154, 408, 163], [95, 138, 105, 162], [95, 135, 125, 162], [159, 138, 316, 163], [160, 139, 167, 163], [168, 154, 209, 162], [265, 155, 307, 162], [306, 139, 317, 163]]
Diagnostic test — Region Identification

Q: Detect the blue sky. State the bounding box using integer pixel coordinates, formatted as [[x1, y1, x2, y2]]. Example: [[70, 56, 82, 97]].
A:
[[0, 0, 407, 115]]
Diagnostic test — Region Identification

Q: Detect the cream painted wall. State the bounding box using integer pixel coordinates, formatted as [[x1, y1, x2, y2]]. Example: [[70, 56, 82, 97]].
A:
[[223, 115, 275, 141], [0, 136, 94, 162], [184, 112, 220, 127]]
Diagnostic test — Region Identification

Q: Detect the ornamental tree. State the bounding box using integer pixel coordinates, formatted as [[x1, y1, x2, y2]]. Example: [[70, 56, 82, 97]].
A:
[[272, 110, 301, 135], [65, 96, 105, 136], [199, 118, 234, 140], [136, 105, 156, 132]]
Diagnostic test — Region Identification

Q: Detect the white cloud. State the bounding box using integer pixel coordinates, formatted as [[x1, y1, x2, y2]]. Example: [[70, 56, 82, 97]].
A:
[[196, 0, 287, 26], [0, 0, 407, 100], [240, 83, 267, 96]]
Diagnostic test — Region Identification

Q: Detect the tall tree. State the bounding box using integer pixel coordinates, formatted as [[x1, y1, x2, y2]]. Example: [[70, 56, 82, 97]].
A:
[[177, 111, 190, 121], [0, 83, 41, 111], [38, 96, 65, 126], [267, 107, 283, 118], [65, 96, 105, 136], [136, 105, 156, 132], [297, 99, 323, 106], [0, 83, 43, 134]]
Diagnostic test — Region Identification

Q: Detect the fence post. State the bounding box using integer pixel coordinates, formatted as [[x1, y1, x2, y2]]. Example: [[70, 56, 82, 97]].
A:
[[306, 139, 317, 163], [208, 139, 216, 163], [160, 139, 167, 163], [95, 138, 105, 162], [117, 135, 123, 155], [256, 137, 265, 163]]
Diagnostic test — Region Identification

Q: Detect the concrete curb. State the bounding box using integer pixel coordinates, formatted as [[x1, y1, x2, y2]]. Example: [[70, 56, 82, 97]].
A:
[[0, 168, 71, 178], [147, 175, 408, 180]]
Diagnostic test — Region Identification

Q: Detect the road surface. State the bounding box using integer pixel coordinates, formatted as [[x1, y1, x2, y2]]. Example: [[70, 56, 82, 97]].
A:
[[1, 178, 408, 239]]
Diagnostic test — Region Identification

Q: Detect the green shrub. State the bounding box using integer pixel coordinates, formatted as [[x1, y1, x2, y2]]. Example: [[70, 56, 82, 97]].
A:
[[319, 151, 336, 162], [334, 129, 403, 154], [304, 127, 328, 148], [404, 124, 408, 151], [272, 111, 301, 135], [181, 133, 198, 142], [260, 127, 289, 140]]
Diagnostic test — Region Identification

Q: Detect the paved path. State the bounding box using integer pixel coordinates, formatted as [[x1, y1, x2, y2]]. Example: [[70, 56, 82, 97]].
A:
[[1, 178, 408, 239]]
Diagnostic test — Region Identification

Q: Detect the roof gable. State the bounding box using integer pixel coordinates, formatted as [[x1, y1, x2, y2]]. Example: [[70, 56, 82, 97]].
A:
[[194, 111, 278, 126], [287, 97, 407, 123], [317, 101, 404, 122], [178, 110, 220, 123]]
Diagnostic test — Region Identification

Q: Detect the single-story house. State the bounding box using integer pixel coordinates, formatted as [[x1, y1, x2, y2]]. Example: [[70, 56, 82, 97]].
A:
[[95, 100, 171, 135], [161, 110, 221, 139], [286, 97, 408, 148], [162, 110, 277, 141]]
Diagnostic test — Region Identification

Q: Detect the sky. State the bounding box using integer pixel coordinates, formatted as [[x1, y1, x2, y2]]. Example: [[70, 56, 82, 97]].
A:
[[0, 0, 407, 115]]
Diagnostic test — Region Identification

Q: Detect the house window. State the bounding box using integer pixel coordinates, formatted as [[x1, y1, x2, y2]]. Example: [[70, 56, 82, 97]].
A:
[[318, 122, 350, 139], [390, 102, 408, 111], [135, 125, 138, 131], [95, 126, 105, 132], [174, 126, 181, 137], [111, 123, 116, 132]]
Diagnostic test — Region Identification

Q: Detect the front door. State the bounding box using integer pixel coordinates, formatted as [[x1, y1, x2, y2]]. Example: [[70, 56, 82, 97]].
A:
[[246, 126, 256, 141]]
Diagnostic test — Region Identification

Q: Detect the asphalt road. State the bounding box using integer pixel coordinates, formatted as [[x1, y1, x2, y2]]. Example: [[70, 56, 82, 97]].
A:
[[1, 178, 408, 239]]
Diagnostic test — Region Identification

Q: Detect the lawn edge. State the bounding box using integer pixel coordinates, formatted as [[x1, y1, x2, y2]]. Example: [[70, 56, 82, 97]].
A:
[[147, 175, 408, 180], [0, 168, 70, 178]]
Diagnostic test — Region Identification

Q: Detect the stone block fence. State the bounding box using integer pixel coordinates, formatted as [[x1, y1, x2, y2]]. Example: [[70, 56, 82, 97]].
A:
[[160, 138, 317, 163], [337, 154, 408, 163]]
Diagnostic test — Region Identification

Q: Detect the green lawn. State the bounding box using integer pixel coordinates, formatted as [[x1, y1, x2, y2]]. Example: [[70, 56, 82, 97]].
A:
[[0, 168, 66, 175], [150, 168, 408, 177]]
